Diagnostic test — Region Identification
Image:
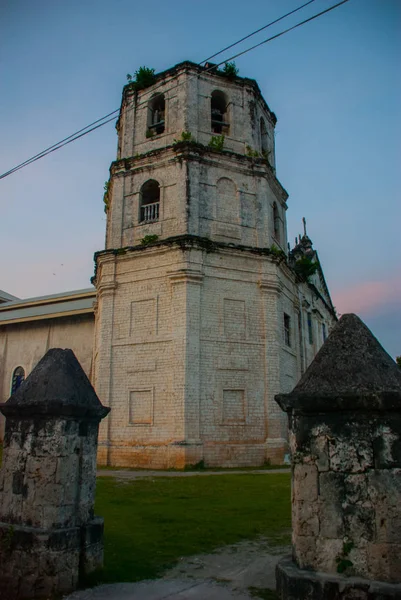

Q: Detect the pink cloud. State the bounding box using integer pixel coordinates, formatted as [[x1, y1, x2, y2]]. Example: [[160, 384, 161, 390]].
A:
[[333, 276, 401, 315]]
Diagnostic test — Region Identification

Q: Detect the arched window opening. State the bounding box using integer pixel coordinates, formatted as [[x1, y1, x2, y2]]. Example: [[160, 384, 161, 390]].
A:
[[148, 94, 165, 135], [11, 366, 25, 394], [140, 180, 160, 222], [211, 90, 229, 135], [273, 203, 280, 242], [260, 118, 268, 154]]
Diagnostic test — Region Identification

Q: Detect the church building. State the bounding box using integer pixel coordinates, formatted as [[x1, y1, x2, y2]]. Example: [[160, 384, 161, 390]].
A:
[[0, 61, 336, 467]]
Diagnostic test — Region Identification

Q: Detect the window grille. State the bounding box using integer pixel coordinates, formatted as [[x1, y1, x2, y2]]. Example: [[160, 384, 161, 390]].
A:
[[284, 314, 291, 347], [141, 202, 159, 222], [140, 180, 160, 223]]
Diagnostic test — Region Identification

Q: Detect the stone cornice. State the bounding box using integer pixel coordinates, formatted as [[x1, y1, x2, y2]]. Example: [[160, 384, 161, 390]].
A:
[[168, 269, 204, 285], [110, 143, 288, 204], [94, 235, 287, 263], [92, 236, 288, 284], [258, 277, 283, 295], [96, 281, 117, 296]]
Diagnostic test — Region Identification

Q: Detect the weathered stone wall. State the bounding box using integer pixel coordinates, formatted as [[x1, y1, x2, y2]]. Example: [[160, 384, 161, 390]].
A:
[[290, 411, 401, 582], [95, 61, 336, 468], [276, 314, 401, 599], [0, 348, 109, 599], [94, 238, 334, 468], [117, 62, 276, 168], [0, 314, 94, 441], [109, 146, 286, 252], [108, 63, 283, 253]]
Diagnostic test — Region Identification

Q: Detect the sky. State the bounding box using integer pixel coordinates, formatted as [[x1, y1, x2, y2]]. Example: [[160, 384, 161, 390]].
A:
[[0, 0, 400, 357]]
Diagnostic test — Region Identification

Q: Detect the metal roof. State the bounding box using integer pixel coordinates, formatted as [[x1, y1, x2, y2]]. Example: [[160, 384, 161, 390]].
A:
[[0, 288, 96, 325], [0, 290, 20, 303]]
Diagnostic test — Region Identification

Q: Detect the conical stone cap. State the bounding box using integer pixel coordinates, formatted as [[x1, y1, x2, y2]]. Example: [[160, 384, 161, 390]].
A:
[[0, 348, 110, 419], [276, 314, 401, 413]]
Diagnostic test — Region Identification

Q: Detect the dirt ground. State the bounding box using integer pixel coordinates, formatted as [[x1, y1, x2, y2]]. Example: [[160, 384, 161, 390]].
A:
[[162, 536, 289, 596], [66, 537, 289, 599], [97, 468, 290, 480]]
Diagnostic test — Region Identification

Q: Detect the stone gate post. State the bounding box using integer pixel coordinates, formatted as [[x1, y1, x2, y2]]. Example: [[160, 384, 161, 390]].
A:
[[275, 314, 401, 599], [0, 348, 110, 600]]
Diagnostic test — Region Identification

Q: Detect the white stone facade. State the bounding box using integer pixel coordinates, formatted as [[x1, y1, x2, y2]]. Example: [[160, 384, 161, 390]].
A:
[[93, 62, 336, 467], [0, 62, 335, 466]]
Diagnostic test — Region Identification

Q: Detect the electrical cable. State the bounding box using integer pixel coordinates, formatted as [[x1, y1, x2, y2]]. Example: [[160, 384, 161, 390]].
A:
[[212, 0, 350, 65], [3, 2, 318, 180], [201, 0, 318, 65], [133, 0, 350, 114], [0, 0, 350, 181], [0, 111, 119, 180], [0, 116, 117, 179], [127, 0, 323, 112]]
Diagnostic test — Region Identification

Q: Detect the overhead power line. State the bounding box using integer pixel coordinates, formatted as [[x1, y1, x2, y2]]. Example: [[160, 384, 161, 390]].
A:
[[215, 0, 350, 65], [0, 0, 350, 181], [1, 0, 319, 181], [201, 0, 317, 65], [0, 111, 119, 180], [133, 0, 349, 113], [131, 0, 319, 112], [0, 116, 118, 180]]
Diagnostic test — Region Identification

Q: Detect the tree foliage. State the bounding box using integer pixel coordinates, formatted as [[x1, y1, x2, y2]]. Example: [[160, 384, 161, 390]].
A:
[[294, 256, 318, 280]]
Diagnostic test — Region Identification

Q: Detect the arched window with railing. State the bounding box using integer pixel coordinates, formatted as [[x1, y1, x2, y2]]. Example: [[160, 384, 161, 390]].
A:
[[147, 94, 165, 136], [140, 180, 160, 223], [273, 202, 280, 242], [11, 366, 25, 394], [211, 90, 229, 135]]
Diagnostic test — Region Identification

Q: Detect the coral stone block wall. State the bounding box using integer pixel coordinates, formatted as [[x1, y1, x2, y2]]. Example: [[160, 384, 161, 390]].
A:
[[0, 349, 109, 599], [276, 313, 401, 588], [94, 239, 335, 468], [94, 61, 337, 468], [290, 412, 401, 583]]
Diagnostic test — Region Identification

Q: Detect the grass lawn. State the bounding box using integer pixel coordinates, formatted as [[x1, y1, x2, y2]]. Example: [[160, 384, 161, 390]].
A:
[[93, 473, 291, 584]]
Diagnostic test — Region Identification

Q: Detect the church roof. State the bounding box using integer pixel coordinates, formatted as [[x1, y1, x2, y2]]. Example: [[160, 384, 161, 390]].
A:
[[0, 290, 19, 303], [0, 287, 95, 326]]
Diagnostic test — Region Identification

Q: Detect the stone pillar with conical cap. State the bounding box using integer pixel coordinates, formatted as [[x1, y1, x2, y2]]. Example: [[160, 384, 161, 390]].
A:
[[0, 348, 110, 600], [275, 314, 401, 599]]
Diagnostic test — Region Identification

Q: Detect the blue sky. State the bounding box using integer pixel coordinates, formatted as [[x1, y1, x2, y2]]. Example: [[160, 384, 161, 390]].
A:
[[1, 0, 400, 356]]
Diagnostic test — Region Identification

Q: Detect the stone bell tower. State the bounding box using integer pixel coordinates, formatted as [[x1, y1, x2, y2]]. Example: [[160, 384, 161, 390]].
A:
[[93, 61, 334, 468]]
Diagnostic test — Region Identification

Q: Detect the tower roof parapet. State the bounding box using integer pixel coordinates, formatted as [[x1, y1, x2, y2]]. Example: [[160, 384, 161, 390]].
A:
[[121, 60, 277, 126]]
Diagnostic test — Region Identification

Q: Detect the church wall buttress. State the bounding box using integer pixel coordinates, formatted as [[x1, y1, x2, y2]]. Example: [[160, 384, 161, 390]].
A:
[[93, 255, 117, 465], [259, 272, 287, 463]]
